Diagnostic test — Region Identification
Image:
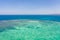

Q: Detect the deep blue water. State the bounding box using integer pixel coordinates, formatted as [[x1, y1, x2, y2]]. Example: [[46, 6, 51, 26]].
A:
[[0, 15, 60, 22]]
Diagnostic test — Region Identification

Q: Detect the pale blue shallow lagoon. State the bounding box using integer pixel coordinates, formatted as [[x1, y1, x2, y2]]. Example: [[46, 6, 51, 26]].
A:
[[0, 20, 60, 40]]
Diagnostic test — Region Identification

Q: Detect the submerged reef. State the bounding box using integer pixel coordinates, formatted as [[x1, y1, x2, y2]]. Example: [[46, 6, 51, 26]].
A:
[[0, 20, 60, 40]]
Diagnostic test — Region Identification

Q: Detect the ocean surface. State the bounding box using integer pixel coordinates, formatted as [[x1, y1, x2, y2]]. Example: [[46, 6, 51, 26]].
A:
[[0, 15, 60, 40], [0, 15, 60, 22]]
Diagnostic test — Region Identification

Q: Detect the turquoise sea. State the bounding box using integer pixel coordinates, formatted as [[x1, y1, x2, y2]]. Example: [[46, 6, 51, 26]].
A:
[[0, 15, 60, 40]]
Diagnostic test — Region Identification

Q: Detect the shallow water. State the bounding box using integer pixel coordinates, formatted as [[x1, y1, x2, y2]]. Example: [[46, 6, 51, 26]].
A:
[[0, 20, 60, 40]]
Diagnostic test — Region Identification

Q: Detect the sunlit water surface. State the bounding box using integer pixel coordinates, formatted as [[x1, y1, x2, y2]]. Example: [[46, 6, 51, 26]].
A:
[[0, 20, 60, 40]]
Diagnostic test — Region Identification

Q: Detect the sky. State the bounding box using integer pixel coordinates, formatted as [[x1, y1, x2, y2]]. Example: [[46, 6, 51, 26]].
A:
[[0, 0, 60, 15]]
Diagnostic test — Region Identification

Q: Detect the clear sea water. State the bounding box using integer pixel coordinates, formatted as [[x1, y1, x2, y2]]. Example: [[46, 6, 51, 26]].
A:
[[0, 15, 60, 22], [0, 15, 60, 40]]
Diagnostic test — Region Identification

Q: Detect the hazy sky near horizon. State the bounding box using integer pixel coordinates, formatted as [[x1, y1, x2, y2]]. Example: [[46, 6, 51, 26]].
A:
[[0, 0, 60, 15]]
